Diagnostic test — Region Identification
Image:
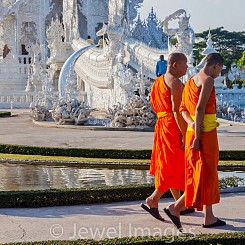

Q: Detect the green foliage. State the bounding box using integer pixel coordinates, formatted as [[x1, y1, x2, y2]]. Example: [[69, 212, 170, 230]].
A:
[[0, 174, 243, 208], [194, 27, 245, 70], [238, 50, 245, 66], [0, 144, 244, 160], [3, 232, 245, 244], [0, 144, 152, 159], [169, 36, 178, 46], [219, 150, 245, 161], [219, 176, 244, 189], [230, 78, 245, 89], [0, 111, 11, 117], [0, 184, 169, 208]]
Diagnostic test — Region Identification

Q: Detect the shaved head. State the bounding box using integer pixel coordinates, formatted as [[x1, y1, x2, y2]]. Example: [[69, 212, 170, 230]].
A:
[[205, 53, 224, 66], [168, 52, 187, 65]]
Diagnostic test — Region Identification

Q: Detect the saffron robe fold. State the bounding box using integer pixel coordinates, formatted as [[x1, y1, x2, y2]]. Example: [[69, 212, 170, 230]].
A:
[[179, 78, 220, 211], [150, 75, 185, 193]]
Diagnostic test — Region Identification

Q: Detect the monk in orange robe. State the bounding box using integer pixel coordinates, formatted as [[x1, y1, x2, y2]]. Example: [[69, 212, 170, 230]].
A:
[[164, 53, 226, 230], [141, 53, 191, 221]]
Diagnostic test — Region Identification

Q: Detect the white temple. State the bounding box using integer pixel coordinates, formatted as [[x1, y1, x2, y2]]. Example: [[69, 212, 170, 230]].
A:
[[0, 0, 195, 111]]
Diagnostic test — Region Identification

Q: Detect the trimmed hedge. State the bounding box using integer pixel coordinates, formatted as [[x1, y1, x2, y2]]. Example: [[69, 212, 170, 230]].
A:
[[0, 144, 150, 159], [0, 144, 244, 160], [0, 175, 243, 209], [5, 232, 245, 244], [219, 150, 245, 160], [0, 184, 173, 208], [0, 111, 11, 117]]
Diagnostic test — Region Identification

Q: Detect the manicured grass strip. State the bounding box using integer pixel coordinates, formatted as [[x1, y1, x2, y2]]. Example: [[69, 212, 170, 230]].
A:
[[0, 154, 244, 173], [4, 232, 245, 244], [219, 160, 245, 165], [0, 153, 149, 164], [0, 144, 245, 160]]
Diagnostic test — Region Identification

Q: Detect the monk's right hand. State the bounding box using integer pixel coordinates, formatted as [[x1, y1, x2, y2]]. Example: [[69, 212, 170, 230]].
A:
[[189, 122, 204, 132], [190, 121, 195, 130], [191, 138, 200, 150]]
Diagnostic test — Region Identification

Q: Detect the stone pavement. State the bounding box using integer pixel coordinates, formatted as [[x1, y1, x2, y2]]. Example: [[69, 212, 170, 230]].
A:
[[0, 109, 245, 150], [0, 192, 244, 243], [0, 109, 244, 243]]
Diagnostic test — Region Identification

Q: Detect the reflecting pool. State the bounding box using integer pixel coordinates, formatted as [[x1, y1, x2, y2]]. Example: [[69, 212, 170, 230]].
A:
[[0, 162, 244, 191]]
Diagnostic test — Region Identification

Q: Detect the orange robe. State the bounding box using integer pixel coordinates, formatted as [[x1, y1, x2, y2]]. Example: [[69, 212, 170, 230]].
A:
[[179, 78, 220, 211], [150, 75, 185, 193]]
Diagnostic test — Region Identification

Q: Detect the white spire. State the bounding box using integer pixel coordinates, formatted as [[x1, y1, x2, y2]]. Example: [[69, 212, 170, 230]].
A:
[[202, 29, 217, 55]]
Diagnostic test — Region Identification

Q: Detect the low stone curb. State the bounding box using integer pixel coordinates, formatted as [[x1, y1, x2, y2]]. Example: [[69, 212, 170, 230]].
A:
[[220, 186, 245, 193], [32, 119, 154, 132]]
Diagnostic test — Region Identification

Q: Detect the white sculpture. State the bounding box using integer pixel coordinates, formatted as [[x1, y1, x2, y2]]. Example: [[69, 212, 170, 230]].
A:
[[228, 62, 245, 82], [163, 9, 195, 58], [52, 99, 92, 125], [110, 95, 156, 128], [29, 103, 51, 121], [132, 8, 167, 49]]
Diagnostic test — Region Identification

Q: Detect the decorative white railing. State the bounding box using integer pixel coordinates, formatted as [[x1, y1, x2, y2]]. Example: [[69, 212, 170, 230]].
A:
[[72, 38, 168, 85], [0, 91, 36, 108], [72, 39, 110, 88]]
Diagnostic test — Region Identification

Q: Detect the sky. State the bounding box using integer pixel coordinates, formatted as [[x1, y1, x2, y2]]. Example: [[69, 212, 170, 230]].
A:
[[138, 0, 245, 33]]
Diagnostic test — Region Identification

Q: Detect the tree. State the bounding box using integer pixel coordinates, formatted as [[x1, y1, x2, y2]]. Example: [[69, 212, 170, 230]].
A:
[[238, 50, 245, 67], [194, 27, 245, 71]]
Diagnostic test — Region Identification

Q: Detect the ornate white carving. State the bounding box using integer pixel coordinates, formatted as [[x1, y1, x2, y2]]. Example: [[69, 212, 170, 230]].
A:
[[110, 95, 156, 128], [19, 21, 37, 46], [63, 0, 80, 42], [46, 17, 64, 44], [1, 15, 15, 52], [0, 0, 31, 22], [132, 8, 167, 49], [163, 9, 195, 58], [29, 104, 51, 121], [46, 16, 73, 94], [128, 0, 143, 23], [52, 99, 92, 125]]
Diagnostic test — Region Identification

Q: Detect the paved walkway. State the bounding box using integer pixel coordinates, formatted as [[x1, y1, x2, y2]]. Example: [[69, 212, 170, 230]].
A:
[[0, 109, 245, 150], [0, 192, 244, 243], [0, 110, 244, 243]]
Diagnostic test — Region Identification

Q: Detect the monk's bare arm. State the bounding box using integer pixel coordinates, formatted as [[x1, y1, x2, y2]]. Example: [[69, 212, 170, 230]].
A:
[[192, 77, 214, 149], [170, 78, 187, 137], [181, 111, 194, 130], [182, 110, 204, 131]]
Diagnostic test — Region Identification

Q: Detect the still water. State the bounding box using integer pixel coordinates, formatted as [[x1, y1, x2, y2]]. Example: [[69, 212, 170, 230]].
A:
[[0, 162, 244, 191]]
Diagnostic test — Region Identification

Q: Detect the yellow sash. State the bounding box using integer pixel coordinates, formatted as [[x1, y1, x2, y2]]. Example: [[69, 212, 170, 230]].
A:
[[187, 114, 219, 132], [157, 112, 174, 118]]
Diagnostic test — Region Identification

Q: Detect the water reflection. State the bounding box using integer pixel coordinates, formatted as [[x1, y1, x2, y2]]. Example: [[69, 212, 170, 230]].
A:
[[0, 162, 244, 191], [0, 163, 154, 191]]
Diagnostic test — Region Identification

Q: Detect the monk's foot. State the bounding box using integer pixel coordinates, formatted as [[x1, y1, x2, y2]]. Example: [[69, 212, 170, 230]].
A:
[[146, 197, 158, 209], [203, 217, 221, 226], [167, 203, 180, 218], [202, 217, 226, 228]]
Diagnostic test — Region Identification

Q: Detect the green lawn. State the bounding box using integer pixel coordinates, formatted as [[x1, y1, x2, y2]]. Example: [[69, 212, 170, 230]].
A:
[[0, 153, 244, 166]]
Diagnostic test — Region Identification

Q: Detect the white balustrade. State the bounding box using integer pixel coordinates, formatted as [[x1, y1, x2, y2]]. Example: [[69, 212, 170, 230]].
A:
[[0, 92, 36, 108]]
